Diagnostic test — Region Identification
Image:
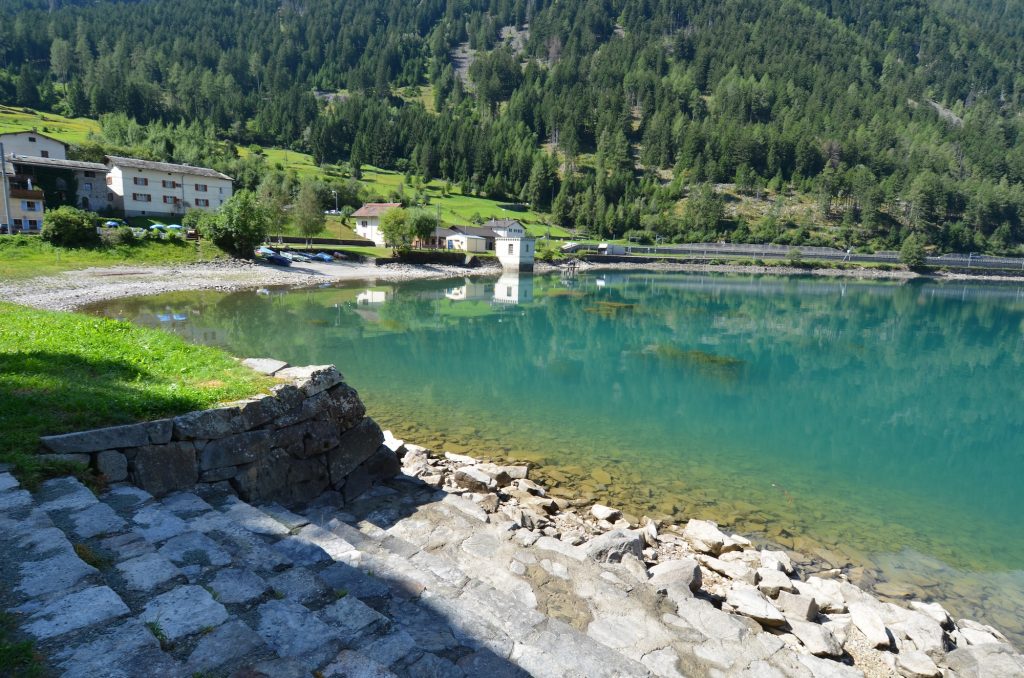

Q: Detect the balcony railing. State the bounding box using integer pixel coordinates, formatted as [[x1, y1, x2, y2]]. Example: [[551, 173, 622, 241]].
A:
[[9, 188, 44, 200]]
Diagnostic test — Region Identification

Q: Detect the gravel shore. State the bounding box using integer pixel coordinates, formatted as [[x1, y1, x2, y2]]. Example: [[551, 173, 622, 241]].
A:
[[2, 257, 1019, 313]]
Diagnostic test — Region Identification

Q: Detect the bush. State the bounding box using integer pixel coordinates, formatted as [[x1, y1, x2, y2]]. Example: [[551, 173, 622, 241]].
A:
[[900, 233, 926, 268], [40, 206, 99, 248], [200, 190, 270, 258]]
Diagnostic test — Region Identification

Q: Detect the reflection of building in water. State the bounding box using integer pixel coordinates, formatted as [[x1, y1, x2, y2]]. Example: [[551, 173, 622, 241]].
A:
[[492, 273, 534, 305], [357, 288, 392, 305], [445, 279, 490, 301]]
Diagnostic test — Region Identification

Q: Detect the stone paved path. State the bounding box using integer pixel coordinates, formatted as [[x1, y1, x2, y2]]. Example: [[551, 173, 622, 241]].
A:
[[2, 470, 1021, 677]]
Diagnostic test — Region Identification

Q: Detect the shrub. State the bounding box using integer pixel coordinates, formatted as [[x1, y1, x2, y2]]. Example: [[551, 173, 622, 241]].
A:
[[200, 190, 270, 258], [900, 233, 926, 268], [40, 206, 99, 247]]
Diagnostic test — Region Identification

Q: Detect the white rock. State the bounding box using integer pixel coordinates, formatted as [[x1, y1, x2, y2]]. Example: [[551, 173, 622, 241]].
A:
[[959, 627, 1005, 646], [957, 618, 1009, 644], [453, 466, 496, 493], [795, 577, 846, 613], [775, 590, 819, 622], [682, 519, 727, 555], [895, 649, 941, 678], [725, 586, 786, 627], [512, 478, 546, 496], [755, 568, 796, 598], [760, 549, 794, 574], [891, 611, 946, 660], [909, 601, 952, 628], [721, 534, 751, 553], [848, 602, 891, 649], [698, 555, 755, 584], [444, 451, 477, 465], [787, 618, 843, 657], [649, 558, 702, 593], [590, 504, 621, 521], [641, 521, 659, 547]]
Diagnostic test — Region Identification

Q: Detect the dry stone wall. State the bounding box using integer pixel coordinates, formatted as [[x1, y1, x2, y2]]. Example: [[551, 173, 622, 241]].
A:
[[38, 364, 399, 505]]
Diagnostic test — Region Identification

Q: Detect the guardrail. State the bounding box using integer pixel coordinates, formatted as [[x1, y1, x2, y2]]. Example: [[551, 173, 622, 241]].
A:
[[565, 242, 1024, 272]]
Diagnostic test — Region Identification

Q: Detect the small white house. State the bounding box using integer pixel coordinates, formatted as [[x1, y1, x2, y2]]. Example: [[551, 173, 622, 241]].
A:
[[0, 131, 68, 160], [496, 235, 536, 271], [492, 272, 535, 305], [445, 233, 488, 253], [352, 203, 401, 246]]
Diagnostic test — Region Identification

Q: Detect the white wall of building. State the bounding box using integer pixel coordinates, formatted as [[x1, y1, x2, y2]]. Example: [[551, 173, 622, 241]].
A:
[[0, 132, 67, 160], [496, 236, 536, 271], [108, 164, 232, 218], [355, 217, 385, 246]]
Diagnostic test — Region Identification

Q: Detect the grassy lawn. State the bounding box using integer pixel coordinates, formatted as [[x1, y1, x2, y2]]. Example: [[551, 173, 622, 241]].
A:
[[269, 215, 365, 241], [0, 302, 274, 487], [0, 236, 228, 280], [0, 105, 101, 146]]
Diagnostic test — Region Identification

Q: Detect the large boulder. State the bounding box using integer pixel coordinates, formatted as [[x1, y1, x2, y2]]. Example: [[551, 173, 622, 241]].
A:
[[682, 519, 727, 555], [583, 529, 644, 563], [127, 442, 197, 498], [848, 602, 891, 649], [724, 586, 786, 627]]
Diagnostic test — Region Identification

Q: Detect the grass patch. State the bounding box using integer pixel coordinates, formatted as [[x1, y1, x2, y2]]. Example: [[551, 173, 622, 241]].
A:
[[0, 105, 101, 146], [0, 236, 228, 280], [0, 302, 273, 482], [145, 621, 171, 650], [0, 612, 44, 678]]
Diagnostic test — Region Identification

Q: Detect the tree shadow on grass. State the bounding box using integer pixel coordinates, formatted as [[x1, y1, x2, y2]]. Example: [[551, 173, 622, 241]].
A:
[[0, 351, 208, 456]]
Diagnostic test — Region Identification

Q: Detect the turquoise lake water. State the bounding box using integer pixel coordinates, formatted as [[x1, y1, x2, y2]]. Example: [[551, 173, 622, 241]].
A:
[[85, 271, 1024, 643]]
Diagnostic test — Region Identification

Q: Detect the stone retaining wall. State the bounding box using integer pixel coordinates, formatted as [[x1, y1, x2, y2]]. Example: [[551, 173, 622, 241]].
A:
[[38, 364, 399, 505]]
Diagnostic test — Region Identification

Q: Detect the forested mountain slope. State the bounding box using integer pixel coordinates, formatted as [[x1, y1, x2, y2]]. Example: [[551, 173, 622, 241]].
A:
[[3, 0, 1024, 251]]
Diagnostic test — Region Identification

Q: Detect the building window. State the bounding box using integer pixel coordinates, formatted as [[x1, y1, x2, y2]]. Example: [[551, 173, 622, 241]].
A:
[[41, 150, 49, 158], [28, 220, 39, 229], [106, 176, 113, 186], [163, 196, 177, 204], [162, 180, 177, 189], [28, 136, 36, 142], [22, 201, 38, 212], [133, 177, 148, 186], [132, 193, 152, 202], [219, 186, 224, 194], [508, 244, 514, 254], [107, 192, 114, 201], [195, 198, 210, 207], [84, 171, 95, 178], [83, 182, 92, 191], [195, 183, 208, 192], [12, 219, 22, 228]]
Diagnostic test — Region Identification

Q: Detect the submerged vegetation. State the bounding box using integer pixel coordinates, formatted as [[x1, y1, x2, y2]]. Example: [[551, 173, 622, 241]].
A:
[[639, 343, 746, 375]]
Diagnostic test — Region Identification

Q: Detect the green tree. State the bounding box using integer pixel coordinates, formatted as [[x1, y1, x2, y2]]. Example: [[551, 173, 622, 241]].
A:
[[683, 184, 724, 236], [40, 206, 98, 247], [379, 207, 411, 252], [409, 210, 438, 247], [900, 233, 926, 268], [181, 208, 206, 231], [202, 190, 270, 258], [293, 181, 326, 247]]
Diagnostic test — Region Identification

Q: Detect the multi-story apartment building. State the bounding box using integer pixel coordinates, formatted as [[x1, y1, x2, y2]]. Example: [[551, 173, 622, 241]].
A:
[[105, 156, 233, 218]]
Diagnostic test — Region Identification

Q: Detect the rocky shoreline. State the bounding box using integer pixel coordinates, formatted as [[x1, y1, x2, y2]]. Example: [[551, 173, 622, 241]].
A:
[[4, 255, 1024, 313], [391, 434, 1023, 677]]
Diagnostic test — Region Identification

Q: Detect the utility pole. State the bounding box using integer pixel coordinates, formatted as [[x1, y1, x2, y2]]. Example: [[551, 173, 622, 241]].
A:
[[0, 143, 11, 233]]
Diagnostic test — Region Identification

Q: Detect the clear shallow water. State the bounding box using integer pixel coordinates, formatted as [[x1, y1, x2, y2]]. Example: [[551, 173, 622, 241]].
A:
[[85, 271, 1024, 643]]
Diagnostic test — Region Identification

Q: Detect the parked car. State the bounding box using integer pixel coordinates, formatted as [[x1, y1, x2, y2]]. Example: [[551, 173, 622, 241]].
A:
[[310, 252, 334, 262], [266, 253, 291, 266]]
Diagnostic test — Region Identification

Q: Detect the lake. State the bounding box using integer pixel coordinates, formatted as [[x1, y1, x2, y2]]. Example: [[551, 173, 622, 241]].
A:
[[85, 271, 1024, 644]]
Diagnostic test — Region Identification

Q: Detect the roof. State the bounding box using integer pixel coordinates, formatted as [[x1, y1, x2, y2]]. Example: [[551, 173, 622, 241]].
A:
[[433, 227, 459, 238], [453, 225, 499, 239], [483, 218, 523, 229], [0, 130, 69, 148], [352, 202, 402, 217], [449, 233, 486, 240], [106, 155, 233, 181], [7, 153, 107, 172]]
